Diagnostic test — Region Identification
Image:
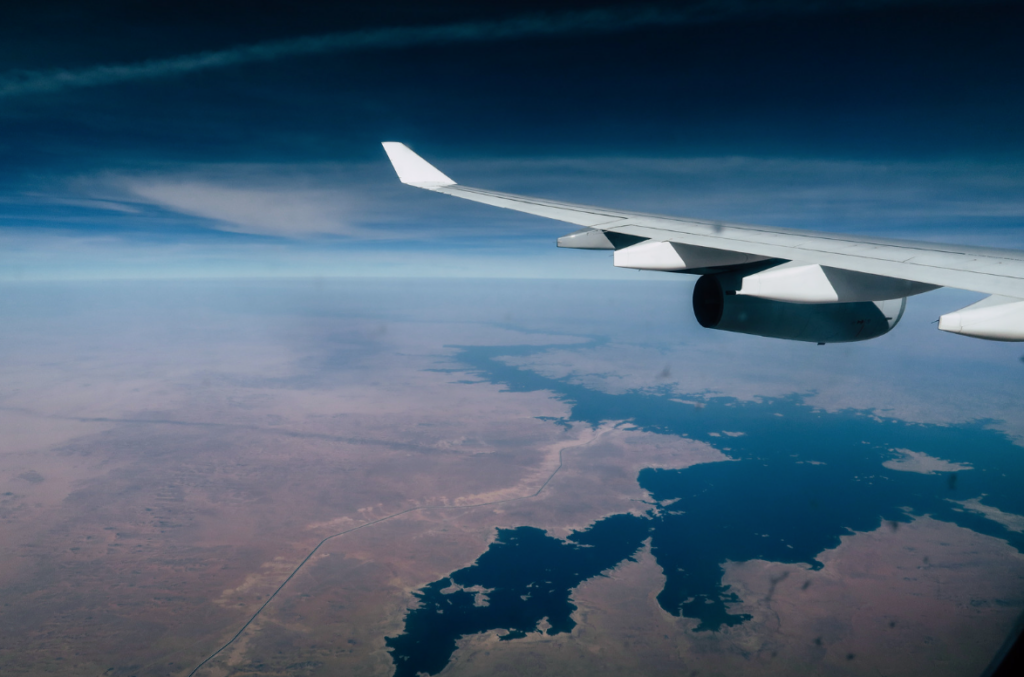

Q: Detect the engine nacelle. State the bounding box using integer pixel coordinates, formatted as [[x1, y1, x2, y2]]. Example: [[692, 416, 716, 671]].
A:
[[693, 275, 906, 343]]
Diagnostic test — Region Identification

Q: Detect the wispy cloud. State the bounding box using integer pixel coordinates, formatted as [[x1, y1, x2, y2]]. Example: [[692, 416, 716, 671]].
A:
[[5, 153, 1022, 278], [124, 180, 355, 237], [0, 226, 614, 281], [20, 195, 142, 214], [80, 162, 438, 238], [44, 155, 1023, 244], [0, 0, 962, 99]]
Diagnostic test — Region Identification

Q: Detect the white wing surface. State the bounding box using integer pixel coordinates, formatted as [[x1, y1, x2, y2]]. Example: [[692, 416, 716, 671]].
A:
[[383, 142, 1024, 342]]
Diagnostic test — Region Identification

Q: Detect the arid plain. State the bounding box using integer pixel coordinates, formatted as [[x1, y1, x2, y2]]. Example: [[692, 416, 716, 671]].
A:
[[1, 280, 1022, 677]]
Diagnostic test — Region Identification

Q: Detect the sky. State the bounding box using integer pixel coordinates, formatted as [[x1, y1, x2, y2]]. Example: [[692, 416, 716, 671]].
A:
[[2, 0, 1023, 279]]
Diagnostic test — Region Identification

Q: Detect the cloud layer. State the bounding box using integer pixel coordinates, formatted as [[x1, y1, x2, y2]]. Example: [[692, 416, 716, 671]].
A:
[[30, 155, 1022, 246], [124, 180, 354, 237]]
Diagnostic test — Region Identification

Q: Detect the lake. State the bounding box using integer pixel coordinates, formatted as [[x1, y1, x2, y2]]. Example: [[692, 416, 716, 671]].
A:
[[387, 341, 1024, 675]]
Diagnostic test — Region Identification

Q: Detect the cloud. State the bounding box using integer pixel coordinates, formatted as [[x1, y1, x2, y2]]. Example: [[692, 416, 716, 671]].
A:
[[0, 1, 965, 99], [33, 153, 1024, 243], [6, 152, 1023, 279], [0, 226, 617, 281], [88, 160, 574, 239], [124, 179, 355, 237], [58, 162, 383, 237], [23, 195, 142, 214]]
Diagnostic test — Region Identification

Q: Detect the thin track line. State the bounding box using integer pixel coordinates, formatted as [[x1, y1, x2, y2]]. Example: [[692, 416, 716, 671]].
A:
[[186, 432, 591, 677]]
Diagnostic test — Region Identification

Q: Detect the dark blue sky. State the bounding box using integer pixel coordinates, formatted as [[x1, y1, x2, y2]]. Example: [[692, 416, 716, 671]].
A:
[[2, 0, 1022, 279]]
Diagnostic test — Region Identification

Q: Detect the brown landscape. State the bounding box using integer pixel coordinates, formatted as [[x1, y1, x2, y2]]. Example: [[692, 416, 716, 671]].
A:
[[1, 285, 1022, 677]]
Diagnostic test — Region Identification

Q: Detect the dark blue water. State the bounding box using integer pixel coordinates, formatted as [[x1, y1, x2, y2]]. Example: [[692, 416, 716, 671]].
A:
[[387, 341, 1024, 675], [385, 514, 650, 677]]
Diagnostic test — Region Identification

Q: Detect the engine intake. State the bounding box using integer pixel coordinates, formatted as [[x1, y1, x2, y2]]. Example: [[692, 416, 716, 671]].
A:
[[693, 275, 906, 343]]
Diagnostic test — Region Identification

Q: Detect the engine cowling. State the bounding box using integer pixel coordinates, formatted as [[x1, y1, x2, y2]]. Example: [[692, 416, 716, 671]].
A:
[[692, 274, 906, 343]]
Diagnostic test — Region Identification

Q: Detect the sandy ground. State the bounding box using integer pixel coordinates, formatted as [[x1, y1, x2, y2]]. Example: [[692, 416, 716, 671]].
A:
[[1, 283, 1021, 677]]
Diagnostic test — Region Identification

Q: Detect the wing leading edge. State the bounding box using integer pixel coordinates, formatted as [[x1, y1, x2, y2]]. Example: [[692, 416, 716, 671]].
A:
[[383, 142, 1024, 342]]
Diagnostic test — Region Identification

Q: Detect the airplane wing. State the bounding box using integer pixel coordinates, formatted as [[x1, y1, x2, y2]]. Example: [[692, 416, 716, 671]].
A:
[[383, 142, 1024, 342]]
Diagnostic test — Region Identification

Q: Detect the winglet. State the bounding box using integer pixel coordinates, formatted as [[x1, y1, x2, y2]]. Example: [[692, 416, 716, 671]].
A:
[[382, 142, 456, 188]]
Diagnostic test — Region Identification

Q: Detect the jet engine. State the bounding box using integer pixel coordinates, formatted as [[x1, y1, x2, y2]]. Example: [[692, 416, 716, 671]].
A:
[[692, 274, 906, 343]]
